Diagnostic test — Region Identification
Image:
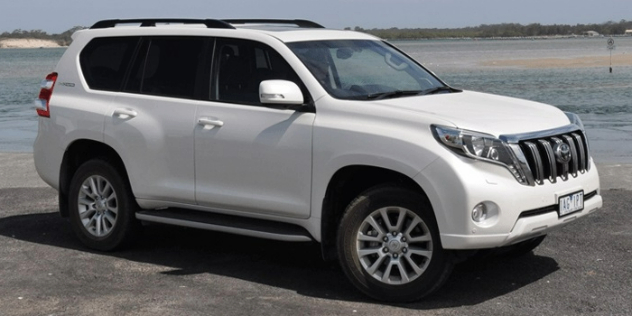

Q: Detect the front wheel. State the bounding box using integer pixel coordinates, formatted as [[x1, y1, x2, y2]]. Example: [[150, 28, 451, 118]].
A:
[[68, 159, 139, 251], [337, 185, 453, 302]]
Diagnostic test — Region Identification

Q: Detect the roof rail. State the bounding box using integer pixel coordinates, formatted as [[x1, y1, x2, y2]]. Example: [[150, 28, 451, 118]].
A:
[[222, 19, 325, 29], [90, 19, 235, 30]]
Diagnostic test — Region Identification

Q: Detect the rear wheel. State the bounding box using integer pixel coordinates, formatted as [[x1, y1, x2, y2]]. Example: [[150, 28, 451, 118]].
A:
[[337, 185, 452, 302], [68, 159, 139, 251]]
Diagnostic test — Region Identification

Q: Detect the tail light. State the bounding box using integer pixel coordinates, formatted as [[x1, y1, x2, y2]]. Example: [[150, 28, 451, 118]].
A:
[[35, 72, 58, 118]]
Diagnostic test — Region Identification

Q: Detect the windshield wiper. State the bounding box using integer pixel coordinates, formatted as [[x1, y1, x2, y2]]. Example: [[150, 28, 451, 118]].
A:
[[420, 86, 460, 95], [365, 86, 461, 100], [366, 90, 424, 100]]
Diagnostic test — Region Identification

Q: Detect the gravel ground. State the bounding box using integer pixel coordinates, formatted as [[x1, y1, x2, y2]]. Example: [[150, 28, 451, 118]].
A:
[[1, 153, 630, 316]]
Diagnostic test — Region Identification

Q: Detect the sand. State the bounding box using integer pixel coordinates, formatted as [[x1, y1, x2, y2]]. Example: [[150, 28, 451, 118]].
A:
[[0, 38, 61, 49], [481, 53, 632, 68]]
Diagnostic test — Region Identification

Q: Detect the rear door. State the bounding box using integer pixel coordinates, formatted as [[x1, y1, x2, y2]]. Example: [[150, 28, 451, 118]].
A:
[[103, 37, 211, 204]]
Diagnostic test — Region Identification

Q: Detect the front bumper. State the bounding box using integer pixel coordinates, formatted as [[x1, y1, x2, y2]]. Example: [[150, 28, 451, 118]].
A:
[[415, 154, 602, 250]]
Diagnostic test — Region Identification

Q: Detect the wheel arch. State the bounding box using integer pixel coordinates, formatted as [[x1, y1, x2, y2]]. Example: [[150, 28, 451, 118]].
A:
[[320, 165, 429, 261], [58, 139, 129, 217]]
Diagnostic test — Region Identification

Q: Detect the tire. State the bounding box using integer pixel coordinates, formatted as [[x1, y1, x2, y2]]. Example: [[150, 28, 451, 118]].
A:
[[337, 185, 453, 302], [68, 159, 139, 251]]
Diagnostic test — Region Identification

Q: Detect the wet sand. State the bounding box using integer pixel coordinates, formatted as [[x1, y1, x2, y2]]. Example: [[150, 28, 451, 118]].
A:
[[481, 53, 632, 68]]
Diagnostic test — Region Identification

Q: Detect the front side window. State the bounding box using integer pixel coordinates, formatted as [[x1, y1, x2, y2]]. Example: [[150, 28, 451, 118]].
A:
[[213, 38, 303, 104], [288, 40, 449, 100]]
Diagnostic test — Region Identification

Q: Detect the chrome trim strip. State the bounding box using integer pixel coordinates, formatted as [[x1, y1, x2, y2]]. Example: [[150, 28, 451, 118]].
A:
[[499, 124, 583, 143], [563, 134, 579, 177]]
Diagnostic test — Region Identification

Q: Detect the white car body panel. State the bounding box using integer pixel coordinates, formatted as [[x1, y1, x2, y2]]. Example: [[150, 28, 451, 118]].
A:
[[377, 90, 570, 136], [33, 34, 109, 189], [103, 93, 198, 204], [194, 102, 315, 218]]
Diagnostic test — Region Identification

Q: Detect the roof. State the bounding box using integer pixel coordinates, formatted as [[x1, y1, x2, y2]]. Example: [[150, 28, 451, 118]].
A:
[[84, 18, 379, 43]]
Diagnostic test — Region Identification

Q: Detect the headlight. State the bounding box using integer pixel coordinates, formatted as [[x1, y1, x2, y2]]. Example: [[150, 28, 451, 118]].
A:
[[432, 125, 530, 184]]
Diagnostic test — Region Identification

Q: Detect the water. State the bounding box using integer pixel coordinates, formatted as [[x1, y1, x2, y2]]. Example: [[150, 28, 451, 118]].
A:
[[1, 39, 631, 163], [0, 48, 64, 151], [400, 37, 632, 164]]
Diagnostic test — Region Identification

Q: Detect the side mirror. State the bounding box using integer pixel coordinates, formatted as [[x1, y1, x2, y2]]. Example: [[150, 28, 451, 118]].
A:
[[259, 80, 304, 105]]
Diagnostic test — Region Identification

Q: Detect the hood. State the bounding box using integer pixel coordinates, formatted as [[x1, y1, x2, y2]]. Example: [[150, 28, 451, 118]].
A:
[[374, 90, 572, 136]]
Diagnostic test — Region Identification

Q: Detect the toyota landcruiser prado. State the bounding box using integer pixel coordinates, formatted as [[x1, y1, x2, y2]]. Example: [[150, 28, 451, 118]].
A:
[[33, 19, 602, 302]]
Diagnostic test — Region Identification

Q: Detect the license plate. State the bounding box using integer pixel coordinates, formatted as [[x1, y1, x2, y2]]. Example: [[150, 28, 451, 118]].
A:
[[558, 191, 584, 217]]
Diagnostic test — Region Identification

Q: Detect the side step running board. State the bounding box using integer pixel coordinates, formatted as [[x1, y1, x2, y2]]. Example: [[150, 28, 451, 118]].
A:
[[136, 209, 313, 242]]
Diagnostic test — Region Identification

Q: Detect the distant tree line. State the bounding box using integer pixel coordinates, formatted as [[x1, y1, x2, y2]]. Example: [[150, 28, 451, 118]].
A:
[[347, 19, 632, 39], [0, 26, 85, 46], [3, 19, 632, 44]]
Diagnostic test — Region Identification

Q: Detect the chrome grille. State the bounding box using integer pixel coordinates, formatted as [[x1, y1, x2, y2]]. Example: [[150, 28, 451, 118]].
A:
[[518, 132, 590, 185]]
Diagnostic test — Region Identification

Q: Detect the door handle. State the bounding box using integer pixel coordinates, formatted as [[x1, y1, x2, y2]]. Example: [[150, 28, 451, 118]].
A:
[[113, 108, 138, 119], [198, 117, 224, 128]]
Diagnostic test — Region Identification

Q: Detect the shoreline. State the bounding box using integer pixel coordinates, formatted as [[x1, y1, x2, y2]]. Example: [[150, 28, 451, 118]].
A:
[[0, 38, 61, 49], [1, 152, 628, 190], [386, 35, 632, 42], [481, 53, 632, 68]]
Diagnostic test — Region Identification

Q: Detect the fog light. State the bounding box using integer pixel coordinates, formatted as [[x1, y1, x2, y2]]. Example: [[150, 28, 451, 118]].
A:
[[472, 203, 488, 222]]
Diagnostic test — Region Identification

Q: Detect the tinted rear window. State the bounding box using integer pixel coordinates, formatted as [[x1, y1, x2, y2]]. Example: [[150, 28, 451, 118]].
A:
[[124, 37, 208, 100], [80, 37, 139, 91]]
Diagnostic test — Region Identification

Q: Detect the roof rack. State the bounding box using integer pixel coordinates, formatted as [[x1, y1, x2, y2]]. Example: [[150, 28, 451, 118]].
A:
[[223, 19, 325, 29], [89, 18, 325, 30], [90, 19, 235, 29]]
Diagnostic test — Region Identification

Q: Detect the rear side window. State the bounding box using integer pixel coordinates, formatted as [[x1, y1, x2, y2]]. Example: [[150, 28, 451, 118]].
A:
[[124, 37, 209, 100], [80, 37, 139, 91]]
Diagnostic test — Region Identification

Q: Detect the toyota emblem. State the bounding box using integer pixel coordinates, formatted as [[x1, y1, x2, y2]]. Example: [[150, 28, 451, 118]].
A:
[[554, 143, 572, 163]]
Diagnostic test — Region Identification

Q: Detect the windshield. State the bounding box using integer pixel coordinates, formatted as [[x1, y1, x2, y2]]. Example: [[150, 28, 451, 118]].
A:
[[288, 40, 449, 100]]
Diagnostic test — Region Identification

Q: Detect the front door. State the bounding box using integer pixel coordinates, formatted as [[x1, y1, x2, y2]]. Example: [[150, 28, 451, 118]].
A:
[[194, 38, 314, 218]]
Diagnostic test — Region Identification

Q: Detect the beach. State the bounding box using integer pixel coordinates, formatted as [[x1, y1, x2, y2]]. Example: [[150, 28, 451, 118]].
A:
[[481, 53, 632, 68], [0, 38, 60, 49]]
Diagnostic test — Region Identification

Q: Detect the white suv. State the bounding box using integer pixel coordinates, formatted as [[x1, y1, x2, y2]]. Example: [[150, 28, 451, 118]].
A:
[[33, 19, 602, 302]]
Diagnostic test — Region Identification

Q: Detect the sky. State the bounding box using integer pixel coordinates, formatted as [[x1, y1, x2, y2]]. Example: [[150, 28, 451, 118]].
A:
[[1, 0, 632, 34]]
